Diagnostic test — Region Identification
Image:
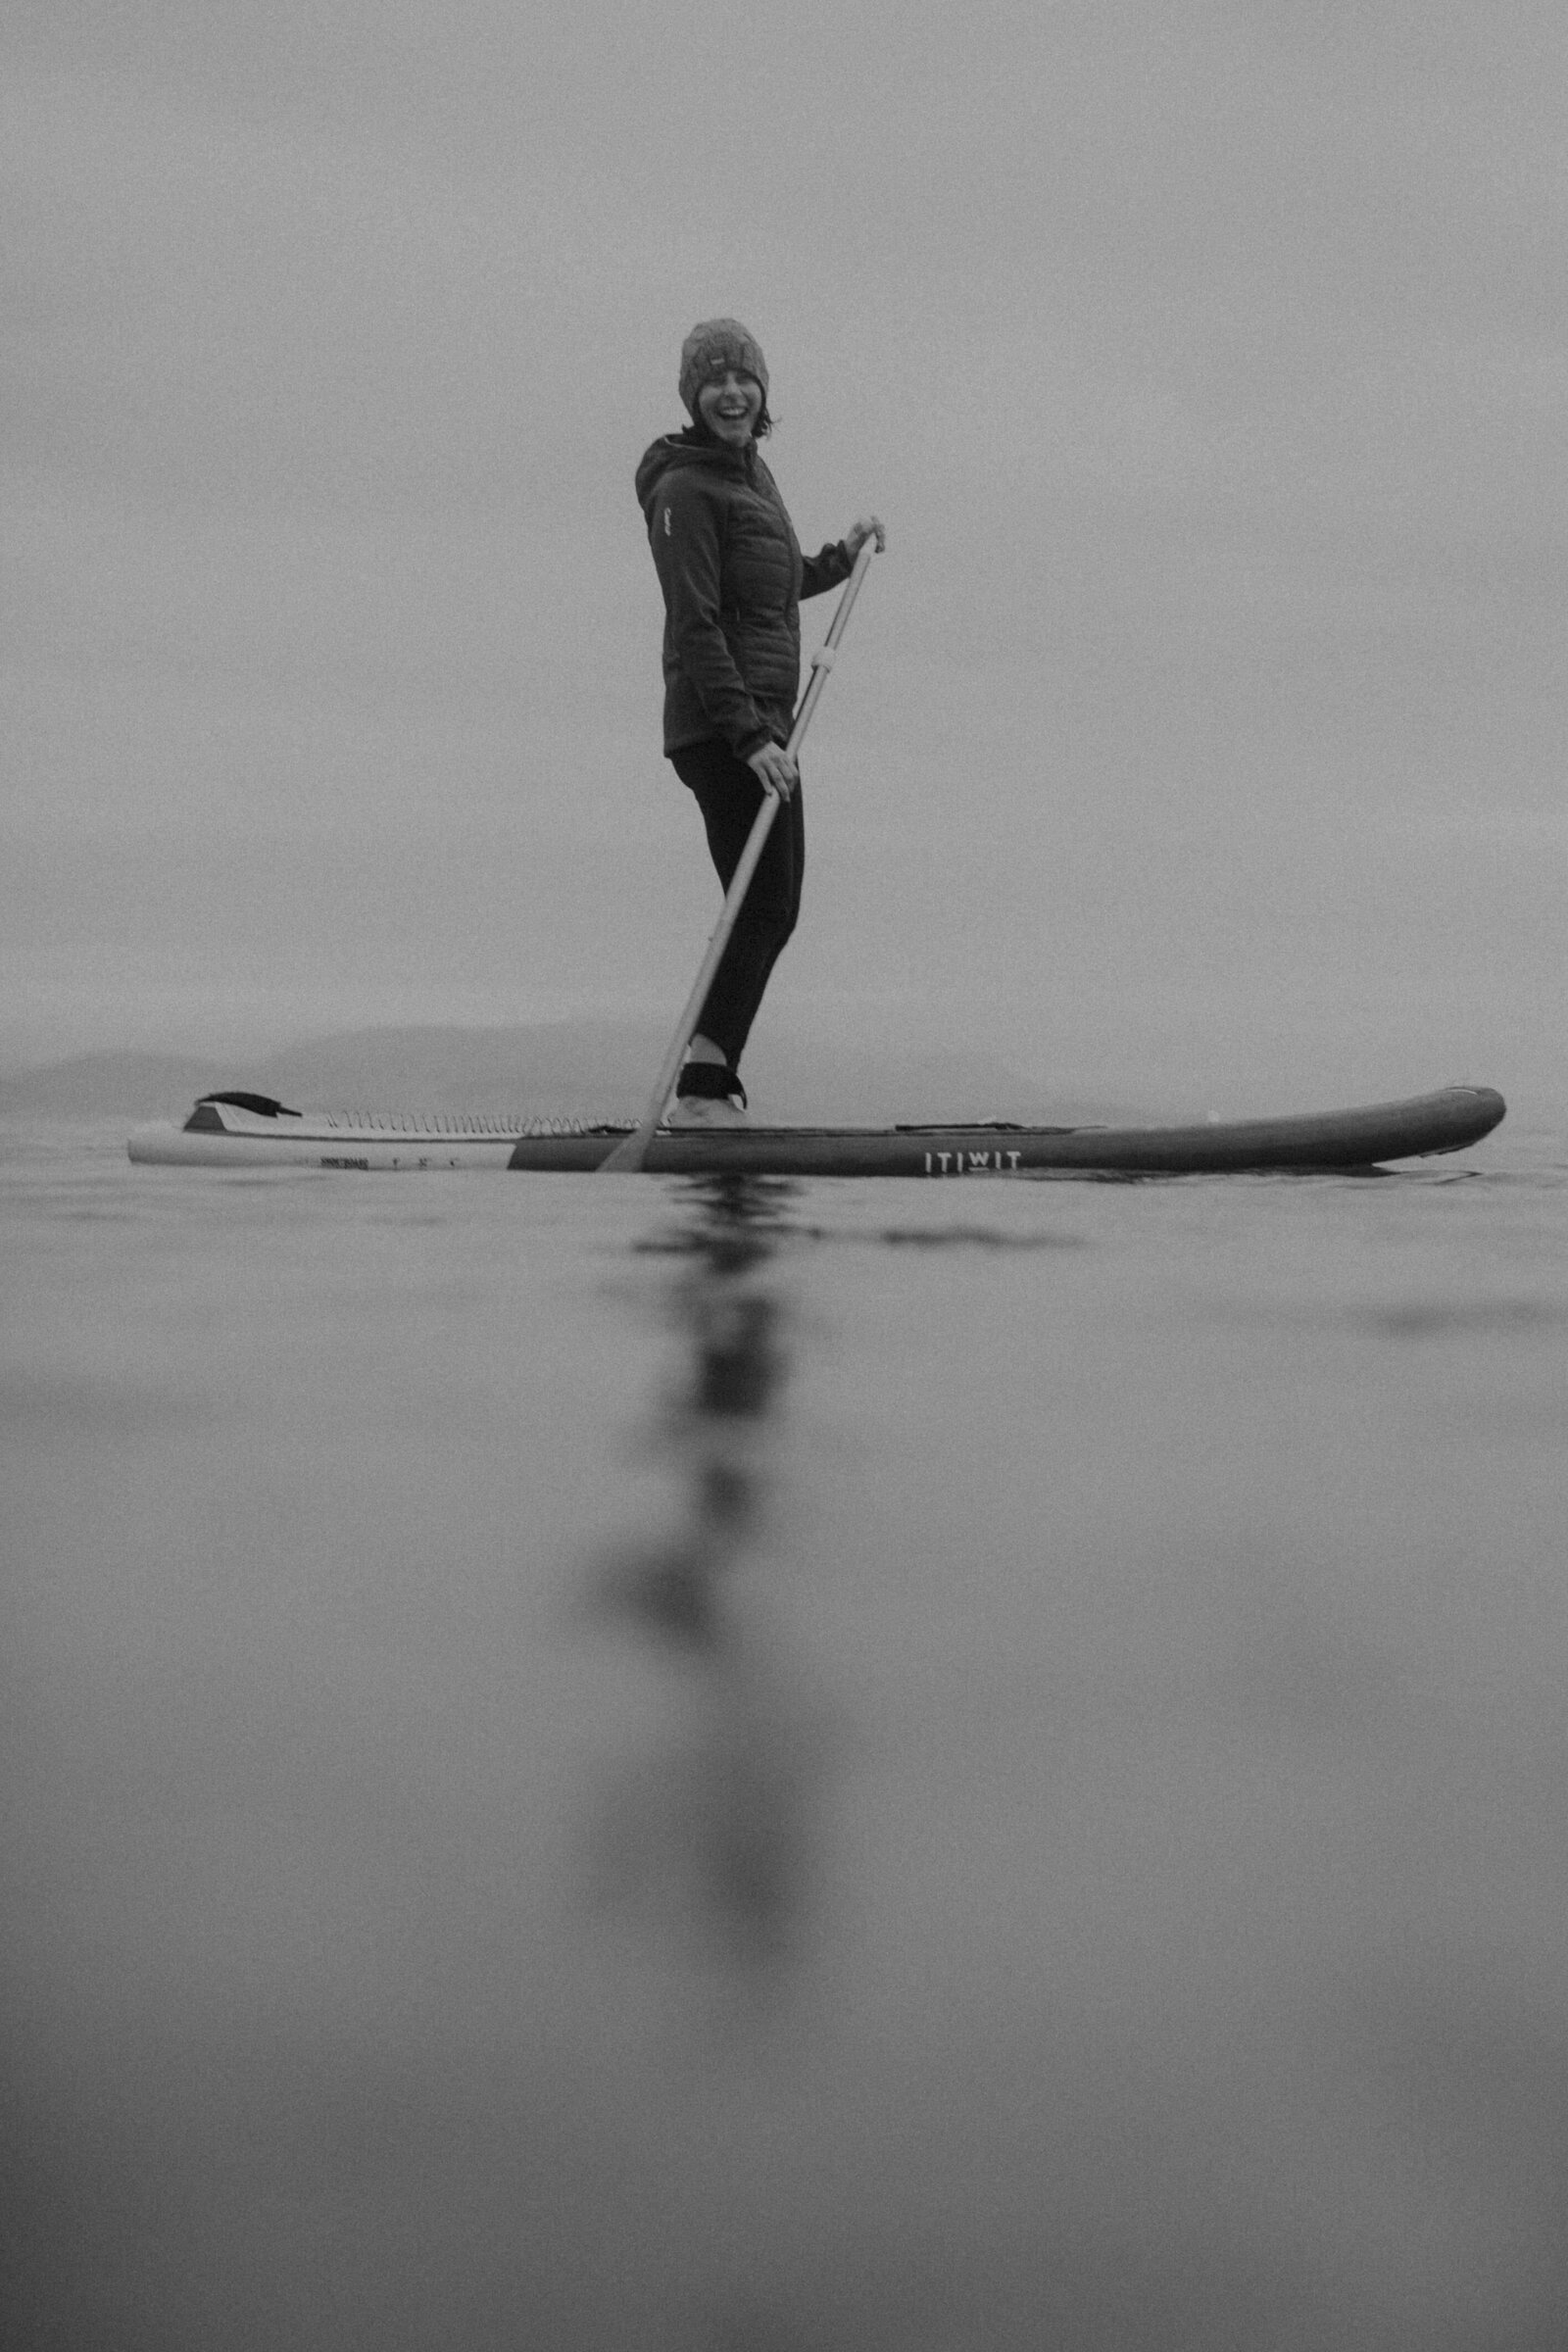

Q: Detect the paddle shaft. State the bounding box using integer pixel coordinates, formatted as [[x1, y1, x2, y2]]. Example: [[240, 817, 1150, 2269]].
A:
[[599, 539, 877, 1173]]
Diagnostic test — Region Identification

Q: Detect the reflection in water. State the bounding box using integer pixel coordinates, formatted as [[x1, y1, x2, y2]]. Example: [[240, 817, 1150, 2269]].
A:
[[591, 1178, 826, 1972]]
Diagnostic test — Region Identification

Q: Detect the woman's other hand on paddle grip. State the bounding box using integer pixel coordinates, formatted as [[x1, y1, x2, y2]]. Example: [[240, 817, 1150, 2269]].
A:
[[844, 514, 886, 561], [747, 741, 798, 800]]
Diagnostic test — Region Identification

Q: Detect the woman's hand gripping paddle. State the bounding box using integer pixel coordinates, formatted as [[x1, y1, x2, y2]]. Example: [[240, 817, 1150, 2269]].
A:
[[599, 538, 878, 1173]]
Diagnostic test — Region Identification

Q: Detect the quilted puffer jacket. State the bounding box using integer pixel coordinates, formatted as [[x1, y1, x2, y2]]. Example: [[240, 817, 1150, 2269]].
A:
[[635, 428, 852, 760]]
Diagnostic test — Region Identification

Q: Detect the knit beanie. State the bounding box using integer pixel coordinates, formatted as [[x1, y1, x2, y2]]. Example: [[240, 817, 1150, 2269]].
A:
[[678, 318, 769, 419]]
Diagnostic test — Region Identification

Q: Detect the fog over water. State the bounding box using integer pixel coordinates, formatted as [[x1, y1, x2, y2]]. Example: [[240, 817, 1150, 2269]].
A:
[[5, 1117, 1567, 2345], [6, 5, 1566, 2343]]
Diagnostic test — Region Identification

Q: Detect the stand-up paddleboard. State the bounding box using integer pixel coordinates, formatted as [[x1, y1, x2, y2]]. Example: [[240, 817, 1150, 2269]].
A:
[[127, 1085, 1506, 1175]]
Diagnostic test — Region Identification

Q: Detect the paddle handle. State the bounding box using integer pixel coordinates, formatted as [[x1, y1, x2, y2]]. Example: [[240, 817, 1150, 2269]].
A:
[[780, 529, 878, 760], [600, 539, 878, 1173]]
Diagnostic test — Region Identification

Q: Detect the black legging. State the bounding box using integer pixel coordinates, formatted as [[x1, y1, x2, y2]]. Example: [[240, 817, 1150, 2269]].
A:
[[670, 737, 804, 1073]]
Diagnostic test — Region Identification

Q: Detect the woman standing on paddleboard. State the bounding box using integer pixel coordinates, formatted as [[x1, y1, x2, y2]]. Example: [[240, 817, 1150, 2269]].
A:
[[636, 319, 884, 1127]]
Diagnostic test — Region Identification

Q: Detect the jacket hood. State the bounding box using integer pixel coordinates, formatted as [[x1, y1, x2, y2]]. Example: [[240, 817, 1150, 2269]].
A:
[[635, 427, 752, 518]]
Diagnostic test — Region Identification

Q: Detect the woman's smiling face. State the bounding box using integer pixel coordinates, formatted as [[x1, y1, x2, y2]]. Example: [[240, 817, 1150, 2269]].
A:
[[696, 368, 762, 446]]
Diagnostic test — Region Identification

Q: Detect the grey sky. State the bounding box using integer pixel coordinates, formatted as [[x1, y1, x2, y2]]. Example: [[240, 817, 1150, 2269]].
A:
[[6, 1, 1564, 1104]]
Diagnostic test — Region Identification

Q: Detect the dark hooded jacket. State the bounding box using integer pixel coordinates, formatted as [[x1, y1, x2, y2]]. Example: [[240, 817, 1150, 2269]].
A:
[[635, 428, 852, 761]]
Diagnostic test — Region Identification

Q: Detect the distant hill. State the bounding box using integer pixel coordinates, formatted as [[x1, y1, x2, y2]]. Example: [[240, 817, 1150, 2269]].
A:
[[0, 1022, 1140, 1128]]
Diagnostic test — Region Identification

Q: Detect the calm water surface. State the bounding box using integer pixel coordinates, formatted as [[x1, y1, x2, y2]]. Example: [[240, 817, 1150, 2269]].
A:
[[5, 1115, 1568, 2349]]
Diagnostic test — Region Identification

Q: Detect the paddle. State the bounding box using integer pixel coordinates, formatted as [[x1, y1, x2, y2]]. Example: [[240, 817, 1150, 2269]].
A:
[[599, 537, 878, 1173]]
